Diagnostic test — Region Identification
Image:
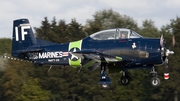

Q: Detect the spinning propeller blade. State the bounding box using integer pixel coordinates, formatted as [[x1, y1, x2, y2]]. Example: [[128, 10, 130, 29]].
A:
[[164, 57, 169, 79], [172, 35, 175, 47], [160, 35, 163, 47], [169, 35, 175, 49]]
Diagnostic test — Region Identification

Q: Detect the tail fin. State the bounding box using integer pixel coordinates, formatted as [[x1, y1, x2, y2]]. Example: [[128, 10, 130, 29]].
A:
[[12, 18, 37, 57]]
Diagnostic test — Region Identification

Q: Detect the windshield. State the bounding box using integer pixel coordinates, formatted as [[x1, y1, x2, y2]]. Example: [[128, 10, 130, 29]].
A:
[[129, 31, 143, 38]]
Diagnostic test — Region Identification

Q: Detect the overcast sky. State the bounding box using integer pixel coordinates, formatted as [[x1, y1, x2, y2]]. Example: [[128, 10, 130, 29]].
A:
[[0, 0, 180, 38]]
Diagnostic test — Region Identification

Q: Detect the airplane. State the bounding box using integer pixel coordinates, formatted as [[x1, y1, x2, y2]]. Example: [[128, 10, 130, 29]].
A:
[[9, 18, 175, 89]]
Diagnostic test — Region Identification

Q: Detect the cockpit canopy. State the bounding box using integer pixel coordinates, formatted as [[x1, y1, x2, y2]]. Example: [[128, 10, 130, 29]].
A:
[[90, 28, 143, 40]]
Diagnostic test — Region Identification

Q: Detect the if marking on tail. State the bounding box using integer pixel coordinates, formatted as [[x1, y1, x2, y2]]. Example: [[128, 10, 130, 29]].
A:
[[15, 24, 31, 41]]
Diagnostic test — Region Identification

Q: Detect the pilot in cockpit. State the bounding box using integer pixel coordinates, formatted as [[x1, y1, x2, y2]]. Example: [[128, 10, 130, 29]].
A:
[[122, 33, 126, 39]]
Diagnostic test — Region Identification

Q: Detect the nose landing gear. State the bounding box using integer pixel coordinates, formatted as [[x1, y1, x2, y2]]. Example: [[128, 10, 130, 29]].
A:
[[150, 67, 161, 87]]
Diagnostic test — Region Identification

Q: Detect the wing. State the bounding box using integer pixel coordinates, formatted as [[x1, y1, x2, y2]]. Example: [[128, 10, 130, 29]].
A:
[[71, 50, 123, 62], [71, 50, 122, 63], [71, 50, 125, 71]]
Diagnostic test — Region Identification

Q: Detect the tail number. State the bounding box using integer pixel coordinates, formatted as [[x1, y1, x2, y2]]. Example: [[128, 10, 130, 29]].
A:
[[15, 26, 30, 41]]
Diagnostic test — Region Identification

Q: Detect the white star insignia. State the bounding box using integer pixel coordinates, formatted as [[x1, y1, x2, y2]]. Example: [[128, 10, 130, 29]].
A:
[[70, 48, 79, 60], [71, 53, 79, 60], [73, 48, 77, 52]]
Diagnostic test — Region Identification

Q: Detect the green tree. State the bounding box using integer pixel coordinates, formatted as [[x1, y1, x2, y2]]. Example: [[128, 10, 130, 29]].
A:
[[35, 17, 86, 44], [0, 38, 11, 56], [0, 38, 11, 71], [68, 18, 86, 41], [2, 56, 36, 101], [86, 9, 139, 35], [140, 19, 160, 38], [2, 61, 25, 101], [16, 77, 50, 101], [55, 19, 69, 43], [34, 17, 51, 41], [85, 20, 103, 36]]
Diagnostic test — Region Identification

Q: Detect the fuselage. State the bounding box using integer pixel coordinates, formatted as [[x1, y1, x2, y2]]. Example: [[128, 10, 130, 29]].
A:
[[28, 36, 163, 68]]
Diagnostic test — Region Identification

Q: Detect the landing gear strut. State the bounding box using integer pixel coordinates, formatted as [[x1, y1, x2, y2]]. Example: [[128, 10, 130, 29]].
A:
[[150, 67, 161, 87], [98, 65, 112, 89]]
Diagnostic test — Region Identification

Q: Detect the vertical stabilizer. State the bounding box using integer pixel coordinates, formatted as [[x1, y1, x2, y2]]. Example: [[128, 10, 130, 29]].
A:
[[12, 19, 37, 57]]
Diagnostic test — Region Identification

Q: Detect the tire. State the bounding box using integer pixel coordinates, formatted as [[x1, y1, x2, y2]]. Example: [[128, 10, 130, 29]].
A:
[[151, 77, 161, 87], [120, 76, 131, 86], [101, 84, 110, 89]]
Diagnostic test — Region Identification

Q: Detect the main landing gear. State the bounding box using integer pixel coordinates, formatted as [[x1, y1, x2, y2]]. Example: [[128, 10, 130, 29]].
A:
[[150, 67, 161, 87], [98, 66, 161, 88], [120, 70, 131, 86], [98, 66, 132, 88], [98, 65, 112, 89]]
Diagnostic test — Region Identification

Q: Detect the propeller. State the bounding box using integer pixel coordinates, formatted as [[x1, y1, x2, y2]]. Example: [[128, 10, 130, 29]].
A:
[[161, 35, 175, 80]]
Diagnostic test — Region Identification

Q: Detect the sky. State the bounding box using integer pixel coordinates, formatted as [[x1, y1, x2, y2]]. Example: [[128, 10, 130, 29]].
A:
[[0, 0, 180, 38]]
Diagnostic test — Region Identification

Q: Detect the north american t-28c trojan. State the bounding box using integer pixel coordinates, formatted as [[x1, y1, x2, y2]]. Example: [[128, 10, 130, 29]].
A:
[[9, 18, 175, 88]]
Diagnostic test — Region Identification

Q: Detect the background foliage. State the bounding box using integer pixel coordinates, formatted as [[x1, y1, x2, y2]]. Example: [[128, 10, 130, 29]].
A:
[[0, 9, 179, 101]]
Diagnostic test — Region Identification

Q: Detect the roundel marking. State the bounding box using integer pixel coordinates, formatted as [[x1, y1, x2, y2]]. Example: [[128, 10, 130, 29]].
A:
[[68, 40, 82, 66]]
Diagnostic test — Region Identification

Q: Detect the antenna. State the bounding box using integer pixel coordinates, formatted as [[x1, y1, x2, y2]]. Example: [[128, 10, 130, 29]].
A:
[[78, 66, 83, 73], [48, 65, 52, 72]]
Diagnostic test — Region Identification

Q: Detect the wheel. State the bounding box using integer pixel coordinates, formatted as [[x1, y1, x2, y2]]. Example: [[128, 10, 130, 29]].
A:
[[101, 84, 110, 89], [120, 76, 131, 86], [151, 77, 161, 87]]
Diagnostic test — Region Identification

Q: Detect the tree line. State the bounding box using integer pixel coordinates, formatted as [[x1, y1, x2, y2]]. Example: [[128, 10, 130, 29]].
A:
[[0, 9, 179, 101]]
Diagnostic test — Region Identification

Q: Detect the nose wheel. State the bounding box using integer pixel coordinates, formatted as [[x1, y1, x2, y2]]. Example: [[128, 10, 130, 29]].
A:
[[151, 77, 161, 87], [150, 67, 161, 87]]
